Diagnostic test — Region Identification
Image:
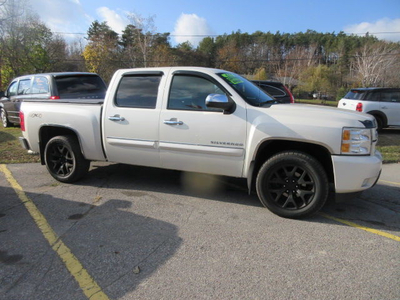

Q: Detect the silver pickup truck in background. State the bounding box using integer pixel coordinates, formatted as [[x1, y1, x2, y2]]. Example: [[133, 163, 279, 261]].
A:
[[19, 67, 382, 218], [1, 72, 106, 128]]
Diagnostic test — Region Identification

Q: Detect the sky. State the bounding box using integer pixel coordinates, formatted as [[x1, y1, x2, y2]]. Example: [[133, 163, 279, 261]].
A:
[[29, 0, 400, 46]]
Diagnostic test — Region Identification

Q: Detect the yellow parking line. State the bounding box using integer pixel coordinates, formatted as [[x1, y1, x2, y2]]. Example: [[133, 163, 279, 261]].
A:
[[319, 213, 400, 242], [379, 180, 400, 187], [0, 165, 109, 300]]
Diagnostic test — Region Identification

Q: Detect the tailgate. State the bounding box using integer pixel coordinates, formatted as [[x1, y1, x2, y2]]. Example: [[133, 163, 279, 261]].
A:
[[338, 99, 358, 110]]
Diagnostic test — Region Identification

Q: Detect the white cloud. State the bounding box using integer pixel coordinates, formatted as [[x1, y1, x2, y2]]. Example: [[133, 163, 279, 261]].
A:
[[29, 0, 89, 41], [172, 13, 214, 47], [344, 18, 400, 42], [96, 7, 129, 35]]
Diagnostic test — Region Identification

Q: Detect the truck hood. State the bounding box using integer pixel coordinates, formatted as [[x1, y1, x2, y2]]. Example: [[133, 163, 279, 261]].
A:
[[246, 104, 376, 155], [266, 104, 375, 128]]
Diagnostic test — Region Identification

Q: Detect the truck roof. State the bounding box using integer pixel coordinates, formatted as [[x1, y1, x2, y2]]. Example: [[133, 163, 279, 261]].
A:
[[115, 66, 231, 76], [14, 72, 101, 80]]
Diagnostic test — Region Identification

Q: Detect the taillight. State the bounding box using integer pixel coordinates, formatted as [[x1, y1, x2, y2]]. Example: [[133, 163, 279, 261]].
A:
[[19, 111, 25, 131], [50, 96, 60, 100], [283, 85, 295, 103], [356, 102, 363, 112]]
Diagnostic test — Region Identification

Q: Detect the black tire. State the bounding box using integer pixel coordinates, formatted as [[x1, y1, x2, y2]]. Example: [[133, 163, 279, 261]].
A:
[[1, 109, 12, 128], [44, 135, 90, 183], [374, 115, 383, 132], [256, 151, 329, 219]]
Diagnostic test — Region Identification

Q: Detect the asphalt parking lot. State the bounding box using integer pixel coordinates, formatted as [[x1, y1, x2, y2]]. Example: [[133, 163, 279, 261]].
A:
[[0, 162, 399, 300]]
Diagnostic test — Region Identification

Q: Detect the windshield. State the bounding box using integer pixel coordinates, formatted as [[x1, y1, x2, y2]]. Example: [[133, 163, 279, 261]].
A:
[[217, 72, 275, 106]]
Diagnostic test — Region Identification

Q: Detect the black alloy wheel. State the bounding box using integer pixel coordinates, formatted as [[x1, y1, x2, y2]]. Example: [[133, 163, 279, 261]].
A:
[[47, 143, 74, 177], [45, 135, 90, 183], [256, 151, 329, 218], [267, 164, 315, 210]]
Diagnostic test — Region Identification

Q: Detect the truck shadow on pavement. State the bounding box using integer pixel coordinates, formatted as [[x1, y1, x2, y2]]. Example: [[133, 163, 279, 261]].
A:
[[0, 185, 182, 300], [79, 163, 400, 233], [81, 162, 262, 208]]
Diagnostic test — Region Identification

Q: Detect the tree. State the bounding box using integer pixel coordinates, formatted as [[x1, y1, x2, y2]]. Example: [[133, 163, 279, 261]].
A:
[[351, 42, 400, 87], [198, 37, 216, 67], [253, 68, 267, 80], [0, 0, 58, 88], [83, 20, 120, 82], [298, 64, 333, 98], [126, 13, 157, 67]]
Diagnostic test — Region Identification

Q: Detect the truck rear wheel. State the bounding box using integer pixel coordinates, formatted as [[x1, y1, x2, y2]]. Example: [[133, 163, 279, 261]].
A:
[[44, 135, 90, 183], [256, 151, 329, 218]]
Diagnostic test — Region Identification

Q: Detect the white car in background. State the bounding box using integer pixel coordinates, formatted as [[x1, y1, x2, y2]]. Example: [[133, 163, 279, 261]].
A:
[[338, 88, 400, 130]]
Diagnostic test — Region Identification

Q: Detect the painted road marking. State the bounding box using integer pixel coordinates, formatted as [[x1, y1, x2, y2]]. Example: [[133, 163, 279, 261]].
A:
[[319, 213, 400, 242], [379, 180, 400, 187], [0, 165, 109, 300]]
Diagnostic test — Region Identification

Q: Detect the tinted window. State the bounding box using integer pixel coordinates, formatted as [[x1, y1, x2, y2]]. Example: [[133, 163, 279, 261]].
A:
[[367, 91, 380, 101], [168, 75, 224, 111], [218, 73, 274, 106], [381, 91, 400, 103], [344, 90, 366, 100], [32, 76, 50, 94], [55, 75, 106, 99], [115, 75, 161, 108], [7, 82, 18, 97], [17, 79, 31, 95]]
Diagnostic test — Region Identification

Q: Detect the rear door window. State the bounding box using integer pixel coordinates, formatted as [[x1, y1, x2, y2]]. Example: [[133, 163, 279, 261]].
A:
[[115, 75, 161, 109], [17, 79, 32, 95], [381, 91, 400, 103], [55, 75, 106, 99]]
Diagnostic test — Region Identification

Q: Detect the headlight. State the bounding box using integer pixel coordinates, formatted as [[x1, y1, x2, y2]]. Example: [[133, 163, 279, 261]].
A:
[[341, 128, 372, 155]]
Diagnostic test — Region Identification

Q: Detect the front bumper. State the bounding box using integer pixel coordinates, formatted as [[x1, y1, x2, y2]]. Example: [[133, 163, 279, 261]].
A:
[[332, 150, 382, 194]]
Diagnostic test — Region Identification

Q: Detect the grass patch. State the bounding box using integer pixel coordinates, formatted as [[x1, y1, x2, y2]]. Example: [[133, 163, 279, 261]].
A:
[[0, 125, 40, 164], [376, 129, 400, 164], [376, 146, 400, 164], [295, 98, 338, 107]]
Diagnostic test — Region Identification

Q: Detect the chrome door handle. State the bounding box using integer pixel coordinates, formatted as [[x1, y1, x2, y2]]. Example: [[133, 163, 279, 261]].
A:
[[108, 115, 125, 121], [381, 106, 387, 109], [164, 120, 183, 125]]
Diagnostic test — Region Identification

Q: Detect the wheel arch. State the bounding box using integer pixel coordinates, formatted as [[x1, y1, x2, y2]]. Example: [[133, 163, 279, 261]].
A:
[[39, 125, 85, 165], [367, 110, 388, 127], [247, 139, 334, 192]]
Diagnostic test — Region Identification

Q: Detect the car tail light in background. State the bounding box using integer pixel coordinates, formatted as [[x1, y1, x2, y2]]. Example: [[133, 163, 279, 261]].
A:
[[19, 111, 25, 131], [283, 85, 295, 103], [356, 102, 363, 112], [50, 96, 60, 100]]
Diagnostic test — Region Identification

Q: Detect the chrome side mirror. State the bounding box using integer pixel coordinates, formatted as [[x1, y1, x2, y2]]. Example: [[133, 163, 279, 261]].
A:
[[205, 94, 235, 114]]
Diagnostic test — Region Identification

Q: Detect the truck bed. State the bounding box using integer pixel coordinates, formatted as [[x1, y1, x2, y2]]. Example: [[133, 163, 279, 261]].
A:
[[21, 99, 106, 162]]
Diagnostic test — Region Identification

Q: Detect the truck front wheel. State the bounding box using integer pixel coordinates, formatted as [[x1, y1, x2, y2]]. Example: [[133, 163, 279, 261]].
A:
[[1, 109, 12, 128], [256, 151, 329, 218], [44, 135, 90, 183]]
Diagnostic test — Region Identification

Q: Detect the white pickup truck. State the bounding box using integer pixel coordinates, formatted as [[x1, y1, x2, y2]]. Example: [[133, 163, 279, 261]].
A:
[[19, 67, 382, 218]]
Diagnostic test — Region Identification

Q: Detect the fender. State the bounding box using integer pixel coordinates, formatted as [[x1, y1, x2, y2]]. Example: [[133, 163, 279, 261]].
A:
[[39, 124, 87, 164]]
